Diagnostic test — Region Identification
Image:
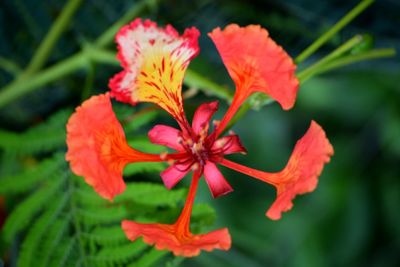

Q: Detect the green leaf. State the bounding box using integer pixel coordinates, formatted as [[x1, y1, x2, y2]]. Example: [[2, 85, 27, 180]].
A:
[[76, 206, 128, 226], [128, 248, 168, 267], [0, 153, 65, 195], [115, 182, 187, 207], [36, 217, 70, 267], [123, 162, 166, 176], [0, 109, 70, 154], [83, 226, 127, 246], [2, 174, 66, 242], [89, 241, 148, 266], [128, 136, 166, 153], [17, 196, 67, 267]]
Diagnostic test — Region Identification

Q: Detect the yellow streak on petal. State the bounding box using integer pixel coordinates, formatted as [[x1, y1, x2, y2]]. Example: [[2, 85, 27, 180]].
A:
[[133, 46, 186, 120]]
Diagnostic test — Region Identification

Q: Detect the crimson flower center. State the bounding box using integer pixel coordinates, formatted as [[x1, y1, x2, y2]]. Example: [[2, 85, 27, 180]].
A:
[[180, 128, 211, 166]]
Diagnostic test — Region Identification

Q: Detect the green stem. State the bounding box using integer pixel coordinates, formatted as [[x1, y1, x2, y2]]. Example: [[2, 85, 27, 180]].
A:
[[225, 48, 395, 133], [85, 48, 118, 65], [94, 0, 157, 48], [0, 52, 88, 108], [0, 56, 22, 76], [297, 34, 363, 81], [81, 61, 96, 101], [0, 48, 232, 109], [184, 69, 232, 101], [0, 0, 153, 108], [222, 102, 251, 135], [314, 48, 396, 74], [295, 0, 374, 64], [24, 0, 83, 75]]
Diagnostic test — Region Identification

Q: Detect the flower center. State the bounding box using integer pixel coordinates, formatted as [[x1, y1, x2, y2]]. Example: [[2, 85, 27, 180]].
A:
[[180, 137, 208, 166], [180, 125, 211, 166]]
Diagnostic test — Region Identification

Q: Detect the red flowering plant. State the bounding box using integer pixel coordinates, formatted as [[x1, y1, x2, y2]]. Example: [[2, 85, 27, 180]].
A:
[[66, 19, 333, 257]]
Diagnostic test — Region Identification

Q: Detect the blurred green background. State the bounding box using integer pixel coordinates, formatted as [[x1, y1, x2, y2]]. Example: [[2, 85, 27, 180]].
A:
[[0, 0, 399, 266]]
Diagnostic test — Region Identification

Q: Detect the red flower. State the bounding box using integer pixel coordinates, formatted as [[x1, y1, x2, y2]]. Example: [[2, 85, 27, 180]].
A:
[[66, 18, 333, 257]]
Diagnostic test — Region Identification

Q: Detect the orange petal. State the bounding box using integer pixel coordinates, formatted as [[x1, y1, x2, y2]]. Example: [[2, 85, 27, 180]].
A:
[[122, 220, 231, 257], [123, 170, 231, 257], [266, 121, 333, 219], [66, 93, 161, 201], [109, 18, 200, 123], [219, 121, 333, 220], [209, 24, 299, 134]]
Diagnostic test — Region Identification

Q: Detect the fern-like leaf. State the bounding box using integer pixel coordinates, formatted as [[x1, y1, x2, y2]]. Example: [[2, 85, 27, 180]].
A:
[[2, 173, 66, 242], [128, 248, 169, 267], [0, 153, 65, 195], [128, 136, 165, 153], [17, 195, 68, 267], [83, 226, 127, 246], [115, 182, 187, 207], [2, 153, 217, 267], [0, 109, 70, 154], [123, 162, 166, 176], [89, 241, 148, 266], [36, 216, 70, 267]]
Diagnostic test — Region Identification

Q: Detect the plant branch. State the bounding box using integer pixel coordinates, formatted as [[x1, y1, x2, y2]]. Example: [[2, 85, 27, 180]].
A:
[[0, 56, 22, 76], [0, 0, 153, 108], [297, 34, 364, 81], [299, 48, 396, 83], [295, 0, 374, 64], [94, 0, 158, 48], [24, 0, 83, 75]]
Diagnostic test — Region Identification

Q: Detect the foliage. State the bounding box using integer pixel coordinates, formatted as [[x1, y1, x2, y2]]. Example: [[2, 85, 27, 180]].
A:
[[0, 0, 398, 266], [0, 107, 216, 267]]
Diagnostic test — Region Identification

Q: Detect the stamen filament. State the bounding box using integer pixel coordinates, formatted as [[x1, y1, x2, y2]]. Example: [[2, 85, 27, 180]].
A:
[[219, 158, 281, 186]]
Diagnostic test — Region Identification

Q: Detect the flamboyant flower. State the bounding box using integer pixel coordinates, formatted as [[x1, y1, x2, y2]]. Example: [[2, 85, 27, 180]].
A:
[[66, 18, 333, 257]]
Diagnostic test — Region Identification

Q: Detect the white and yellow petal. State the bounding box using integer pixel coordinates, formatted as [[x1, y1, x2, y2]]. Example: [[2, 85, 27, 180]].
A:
[[109, 18, 200, 121]]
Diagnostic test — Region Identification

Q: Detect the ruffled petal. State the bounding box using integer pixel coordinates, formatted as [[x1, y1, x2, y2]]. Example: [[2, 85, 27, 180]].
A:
[[160, 161, 192, 189], [148, 124, 184, 151], [219, 121, 333, 220], [203, 161, 233, 198], [109, 18, 200, 122], [122, 171, 231, 257], [211, 135, 247, 155], [66, 93, 161, 201], [192, 101, 219, 135], [122, 220, 231, 257], [266, 121, 333, 219], [209, 24, 298, 135]]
